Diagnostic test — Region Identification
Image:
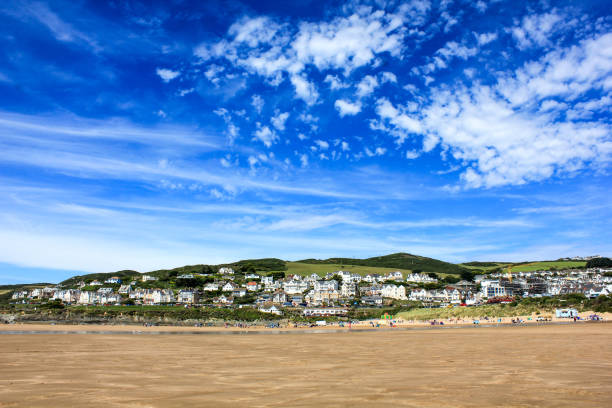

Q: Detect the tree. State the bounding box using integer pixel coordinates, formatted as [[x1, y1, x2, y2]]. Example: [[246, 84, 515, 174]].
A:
[[586, 257, 612, 268], [460, 270, 475, 282], [443, 275, 460, 284], [269, 271, 285, 280]]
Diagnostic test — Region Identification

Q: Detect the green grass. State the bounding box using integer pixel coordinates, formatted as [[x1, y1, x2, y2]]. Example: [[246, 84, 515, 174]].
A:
[[282, 262, 415, 278], [459, 261, 587, 274], [460, 262, 510, 272], [396, 304, 552, 320], [510, 261, 586, 272], [297, 253, 470, 275]]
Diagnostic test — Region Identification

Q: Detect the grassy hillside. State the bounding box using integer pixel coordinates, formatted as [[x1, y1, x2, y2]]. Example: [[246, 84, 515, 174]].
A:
[[285, 262, 414, 278], [460, 260, 587, 273], [396, 294, 611, 320], [59, 259, 287, 286], [0, 283, 53, 303], [510, 261, 586, 272], [43, 255, 590, 288], [460, 262, 510, 272], [298, 253, 470, 275], [60, 270, 141, 287]]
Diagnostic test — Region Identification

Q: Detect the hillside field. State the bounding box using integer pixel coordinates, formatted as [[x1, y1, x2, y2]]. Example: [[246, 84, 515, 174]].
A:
[[511, 261, 586, 272], [283, 262, 417, 278], [460, 261, 587, 273]]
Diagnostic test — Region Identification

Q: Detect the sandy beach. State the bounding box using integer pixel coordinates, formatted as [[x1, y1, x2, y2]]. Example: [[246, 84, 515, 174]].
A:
[[1, 323, 611, 407]]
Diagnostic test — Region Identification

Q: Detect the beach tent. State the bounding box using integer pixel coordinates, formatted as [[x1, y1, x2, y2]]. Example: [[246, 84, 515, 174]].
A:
[[555, 308, 578, 318]]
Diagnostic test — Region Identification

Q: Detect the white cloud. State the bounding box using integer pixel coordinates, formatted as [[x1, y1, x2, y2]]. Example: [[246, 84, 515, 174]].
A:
[[271, 111, 289, 131], [511, 11, 566, 50], [291, 9, 405, 73], [476, 32, 498, 46], [405, 150, 419, 159], [193, 6, 409, 85], [156, 68, 180, 82], [253, 124, 278, 147], [365, 147, 386, 157], [474, 1, 487, 13], [204, 64, 225, 84], [381, 71, 397, 83], [334, 99, 362, 117], [228, 16, 281, 47], [324, 74, 349, 90], [251, 94, 264, 113], [290, 75, 319, 105], [314, 140, 329, 150], [373, 98, 422, 144], [415, 31, 612, 189], [247, 156, 259, 169], [299, 153, 308, 167], [497, 32, 612, 105], [356, 75, 379, 97], [341, 141, 350, 151], [437, 41, 478, 60], [179, 88, 194, 96]]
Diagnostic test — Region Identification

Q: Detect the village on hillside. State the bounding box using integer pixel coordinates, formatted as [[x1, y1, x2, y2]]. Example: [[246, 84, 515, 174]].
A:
[[10, 265, 612, 317]]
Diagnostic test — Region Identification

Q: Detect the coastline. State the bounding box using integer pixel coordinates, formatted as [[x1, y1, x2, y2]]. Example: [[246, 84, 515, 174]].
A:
[[2, 310, 609, 334]]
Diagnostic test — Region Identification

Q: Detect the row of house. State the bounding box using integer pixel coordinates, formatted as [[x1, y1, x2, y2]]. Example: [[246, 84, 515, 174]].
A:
[[12, 268, 612, 308]]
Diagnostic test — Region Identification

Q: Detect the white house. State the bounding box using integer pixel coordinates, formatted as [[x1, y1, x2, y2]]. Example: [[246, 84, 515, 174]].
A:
[[385, 271, 404, 281], [105, 277, 121, 284], [222, 282, 238, 292], [340, 282, 357, 297], [480, 280, 507, 298], [363, 274, 382, 283], [258, 305, 282, 315], [141, 275, 158, 282], [409, 288, 430, 301], [218, 267, 234, 275], [97, 287, 114, 294], [11, 290, 29, 300], [143, 289, 175, 305], [283, 280, 309, 294], [406, 273, 437, 283], [272, 291, 287, 304], [118, 285, 132, 294], [303, 307, 348, 316], [177, 290, 199, 304], [78, 291, 96, 304], [314, 280, 338, 291], [246, 281, 260, 291], [381, 284, 407, 300], [232, 288, 247, 297], [203, 282, 219, 291]]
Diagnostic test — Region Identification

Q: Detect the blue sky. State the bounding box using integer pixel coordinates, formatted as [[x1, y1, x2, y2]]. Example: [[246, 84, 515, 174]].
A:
[[0, 0, 611, 283]]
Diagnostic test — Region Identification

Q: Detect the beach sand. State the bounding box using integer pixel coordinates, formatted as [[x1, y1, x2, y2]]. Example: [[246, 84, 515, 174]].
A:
[[1, 323, 611, 407]]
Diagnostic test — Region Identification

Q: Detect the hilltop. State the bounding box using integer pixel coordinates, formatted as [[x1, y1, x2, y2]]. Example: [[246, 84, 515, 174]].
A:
[[59, 258, 286, 287], [2, 253, 586, 289], [297, 253, 471, 275]]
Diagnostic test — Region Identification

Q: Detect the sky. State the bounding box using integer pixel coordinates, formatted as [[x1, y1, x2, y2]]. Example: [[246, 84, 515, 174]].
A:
[[0, 0, 611, 284]]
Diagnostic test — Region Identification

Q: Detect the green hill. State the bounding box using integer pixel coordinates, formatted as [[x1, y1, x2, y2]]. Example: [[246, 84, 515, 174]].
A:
[[38, 254, 590, 288], [59, 258, 287, 286], [297, 253, 470, 275], [60, 270, 141, 287]]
